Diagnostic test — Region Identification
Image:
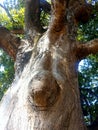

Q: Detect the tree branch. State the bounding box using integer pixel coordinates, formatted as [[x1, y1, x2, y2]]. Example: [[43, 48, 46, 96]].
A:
[[0, 26, 20, 60], [49, 0, 67, 32], [40, 0, 51, 14], [11, 29, 24, 35], [25, 0, 44, 41], [48, 0, 68, 42], [76, 39, 98, 60]]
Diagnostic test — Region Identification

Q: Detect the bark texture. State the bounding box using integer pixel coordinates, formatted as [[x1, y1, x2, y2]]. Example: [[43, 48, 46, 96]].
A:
[[0, 0, 98, 130], [0, 26, 20, 60]]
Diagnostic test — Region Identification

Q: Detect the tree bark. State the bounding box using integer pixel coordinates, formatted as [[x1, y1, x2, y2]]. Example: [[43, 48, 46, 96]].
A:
[[0, 26, 20, 60], [0, 0, 98, 130], [76, 39, 98, 60]]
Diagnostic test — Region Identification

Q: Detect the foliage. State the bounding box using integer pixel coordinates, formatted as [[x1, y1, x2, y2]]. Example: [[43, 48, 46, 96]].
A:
[[77, 2, 98, 41], [0, 7, 24, 30], [40, 11, 50, 28], [0, 50, 14, 100], [0, 8, 11, 28], [78, 1, 98, 124], [79, 54, 98, 124], [0, 0, 24, 100]]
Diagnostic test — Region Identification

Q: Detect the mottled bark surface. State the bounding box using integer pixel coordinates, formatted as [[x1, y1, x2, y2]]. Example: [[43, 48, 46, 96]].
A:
[[0, 0, 98, 130], [0, 26, 20, 60]]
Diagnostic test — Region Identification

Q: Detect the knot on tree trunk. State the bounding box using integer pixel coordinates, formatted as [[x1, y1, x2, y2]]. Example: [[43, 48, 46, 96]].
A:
[[28, 72, 60, 110]]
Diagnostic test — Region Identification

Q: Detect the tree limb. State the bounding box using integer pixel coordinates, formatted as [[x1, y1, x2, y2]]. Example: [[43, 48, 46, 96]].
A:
[[25, 0, 44, 41], [48, 0, 67, 42], [11, 29, 24, 35], [76, 39, 98, 60], [40, 0, 51, 14], [0, 26, 20, 60]]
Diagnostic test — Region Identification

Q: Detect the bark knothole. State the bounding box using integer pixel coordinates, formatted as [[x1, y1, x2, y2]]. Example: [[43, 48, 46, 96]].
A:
[[28, 72, 61, 111]]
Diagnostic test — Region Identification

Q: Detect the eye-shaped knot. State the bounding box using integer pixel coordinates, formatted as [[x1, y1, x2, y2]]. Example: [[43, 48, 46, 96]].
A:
[[28, 72, 61, 110]]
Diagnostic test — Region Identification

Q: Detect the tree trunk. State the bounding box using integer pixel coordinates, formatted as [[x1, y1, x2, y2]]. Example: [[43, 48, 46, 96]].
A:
[[0, 0, 98, 130], [0, 32, 85, 130]]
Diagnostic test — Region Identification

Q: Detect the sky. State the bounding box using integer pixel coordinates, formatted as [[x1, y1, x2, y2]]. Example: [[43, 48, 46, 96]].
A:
[[0, 0, 4, 4]]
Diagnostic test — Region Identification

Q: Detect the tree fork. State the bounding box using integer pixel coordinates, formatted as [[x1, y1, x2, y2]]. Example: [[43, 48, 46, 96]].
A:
[[25, 0, 44, 42]]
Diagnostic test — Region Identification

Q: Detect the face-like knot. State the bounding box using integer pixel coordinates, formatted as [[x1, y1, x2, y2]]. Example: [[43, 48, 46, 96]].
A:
[[28, 71, 61, 110]]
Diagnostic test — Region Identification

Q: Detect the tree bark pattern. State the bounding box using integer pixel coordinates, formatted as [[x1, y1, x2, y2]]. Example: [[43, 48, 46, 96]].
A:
[[0, 26, 20, 60]]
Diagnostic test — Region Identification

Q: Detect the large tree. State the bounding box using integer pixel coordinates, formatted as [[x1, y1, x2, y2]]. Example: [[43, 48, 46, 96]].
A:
[[0, 0, 98, 130]]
